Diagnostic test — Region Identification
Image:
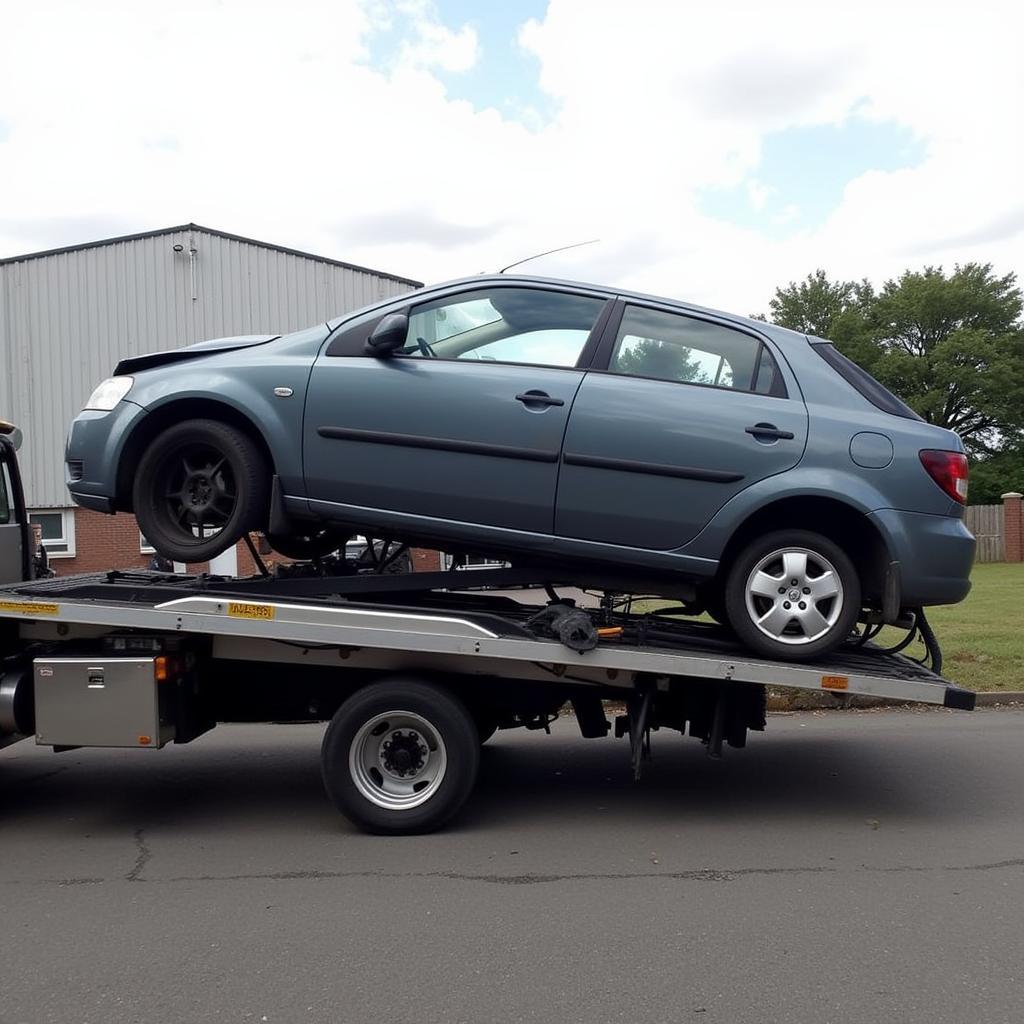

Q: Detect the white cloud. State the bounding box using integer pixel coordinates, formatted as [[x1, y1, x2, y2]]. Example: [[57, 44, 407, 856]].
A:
[[394, 0, 479, 72], [0, 0, 1021, 320], [746, 180, 772, 213]]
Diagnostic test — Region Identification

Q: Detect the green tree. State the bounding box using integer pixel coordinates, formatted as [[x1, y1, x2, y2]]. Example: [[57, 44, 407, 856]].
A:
[[764, 268, 875, 355], [967, 445, 1024, 504], [763, 264, 1024, 463], [616, 338, 711, 384]]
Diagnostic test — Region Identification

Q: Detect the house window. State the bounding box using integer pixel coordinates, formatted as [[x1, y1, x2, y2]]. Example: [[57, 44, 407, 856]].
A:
[[28, 509, 76, 557]]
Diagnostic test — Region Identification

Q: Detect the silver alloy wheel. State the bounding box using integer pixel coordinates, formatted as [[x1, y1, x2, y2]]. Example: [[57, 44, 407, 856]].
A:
[[744, 546, 844, 646], [349, 710, 448, 810]]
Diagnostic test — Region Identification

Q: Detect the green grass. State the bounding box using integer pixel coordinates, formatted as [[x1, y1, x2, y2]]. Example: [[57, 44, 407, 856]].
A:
[[632, 562, 1024, 691]]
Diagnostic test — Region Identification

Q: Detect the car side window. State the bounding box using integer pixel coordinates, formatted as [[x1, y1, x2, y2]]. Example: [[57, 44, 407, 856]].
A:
[[402, 288, 605, 368], [608, 306, 784, 396]]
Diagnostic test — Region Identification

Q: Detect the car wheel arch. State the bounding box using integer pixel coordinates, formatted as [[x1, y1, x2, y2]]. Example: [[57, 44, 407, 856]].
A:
[[114, 398, 277, 513], [711, 495, 891, 606]]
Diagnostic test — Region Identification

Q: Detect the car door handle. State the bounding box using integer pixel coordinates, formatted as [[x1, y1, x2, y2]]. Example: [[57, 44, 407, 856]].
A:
[[745, 423, 794, 440], [515, 391, 565, 408]]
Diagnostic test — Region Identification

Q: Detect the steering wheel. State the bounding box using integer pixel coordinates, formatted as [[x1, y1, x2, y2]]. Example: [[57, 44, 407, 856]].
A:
[[416, 336, 436, 358]]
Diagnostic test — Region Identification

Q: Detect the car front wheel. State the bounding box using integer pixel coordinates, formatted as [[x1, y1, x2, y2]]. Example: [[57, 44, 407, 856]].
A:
[[724, 529, 860, 661], [133, 419, 269, 564]]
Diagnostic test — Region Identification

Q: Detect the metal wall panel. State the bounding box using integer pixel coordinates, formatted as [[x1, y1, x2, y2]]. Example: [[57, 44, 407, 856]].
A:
[[0, 228, 417, 506]]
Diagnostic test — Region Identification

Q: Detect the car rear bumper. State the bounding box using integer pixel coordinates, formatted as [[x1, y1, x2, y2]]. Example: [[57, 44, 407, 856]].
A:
[[868, 508, 975, 607]]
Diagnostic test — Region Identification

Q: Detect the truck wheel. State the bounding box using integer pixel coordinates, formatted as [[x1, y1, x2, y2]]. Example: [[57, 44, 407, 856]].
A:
[[724, 529, 860, 661], [133, 419, 269, 564], [321, 678, 480, 834]]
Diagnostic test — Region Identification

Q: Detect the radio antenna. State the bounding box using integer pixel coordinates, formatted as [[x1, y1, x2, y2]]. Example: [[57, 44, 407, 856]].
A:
[[499, 238, 600, 274]]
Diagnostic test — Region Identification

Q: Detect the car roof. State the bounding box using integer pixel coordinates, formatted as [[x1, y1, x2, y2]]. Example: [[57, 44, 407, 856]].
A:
[[328, 272, 809, 348]]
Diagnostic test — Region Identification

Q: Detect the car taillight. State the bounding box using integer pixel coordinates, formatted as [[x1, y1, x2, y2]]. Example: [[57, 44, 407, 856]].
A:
[[919, 450, 969, 504]]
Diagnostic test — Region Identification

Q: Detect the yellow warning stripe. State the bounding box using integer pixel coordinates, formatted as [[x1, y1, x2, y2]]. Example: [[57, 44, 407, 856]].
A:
[[0, 599, 59, 616]]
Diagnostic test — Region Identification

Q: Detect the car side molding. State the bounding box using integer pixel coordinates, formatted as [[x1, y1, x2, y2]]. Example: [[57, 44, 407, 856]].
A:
[[562, 452, 744, 483], [317, 426, 559, 463]]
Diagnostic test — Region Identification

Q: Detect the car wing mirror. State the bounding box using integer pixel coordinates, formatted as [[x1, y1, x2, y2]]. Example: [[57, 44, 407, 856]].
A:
[[365, 312, 409, 357]]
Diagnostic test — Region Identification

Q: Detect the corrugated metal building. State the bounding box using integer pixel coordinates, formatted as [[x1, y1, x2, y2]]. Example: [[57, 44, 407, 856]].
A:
[[0, 223, 420, 568]]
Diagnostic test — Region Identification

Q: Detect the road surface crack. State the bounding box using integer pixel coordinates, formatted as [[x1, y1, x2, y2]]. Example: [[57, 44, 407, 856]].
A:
[[127, 828, 151, 882]]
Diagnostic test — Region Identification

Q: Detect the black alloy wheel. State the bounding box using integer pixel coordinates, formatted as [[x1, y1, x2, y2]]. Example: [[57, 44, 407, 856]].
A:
[[133, 419, 269, 564]]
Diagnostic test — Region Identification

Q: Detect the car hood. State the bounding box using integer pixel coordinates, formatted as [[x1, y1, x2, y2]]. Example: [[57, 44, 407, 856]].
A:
[[114, 334, 279, 375]]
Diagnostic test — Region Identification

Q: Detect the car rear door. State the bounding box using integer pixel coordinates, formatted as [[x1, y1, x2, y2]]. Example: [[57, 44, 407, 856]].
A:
[[555, 301, 808, 549], [303, 284, 611, 535]]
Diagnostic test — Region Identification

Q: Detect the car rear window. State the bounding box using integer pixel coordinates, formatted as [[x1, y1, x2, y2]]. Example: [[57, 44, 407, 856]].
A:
[[812, 342, 922, 421]]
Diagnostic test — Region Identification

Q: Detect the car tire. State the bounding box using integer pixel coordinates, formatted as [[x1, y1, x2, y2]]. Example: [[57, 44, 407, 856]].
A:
[[724, 529, 860, 661], [133, 419, 269, 564], [321, 678, 480, 835]]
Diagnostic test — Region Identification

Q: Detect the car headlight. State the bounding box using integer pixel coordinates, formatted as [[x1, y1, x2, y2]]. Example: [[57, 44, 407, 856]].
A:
[[84, 376, 134, 411]]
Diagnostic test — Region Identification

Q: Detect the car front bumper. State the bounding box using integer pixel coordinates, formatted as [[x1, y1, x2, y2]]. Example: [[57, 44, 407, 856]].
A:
[[869, 508, 975, 607], [64, 400, 147, 513]]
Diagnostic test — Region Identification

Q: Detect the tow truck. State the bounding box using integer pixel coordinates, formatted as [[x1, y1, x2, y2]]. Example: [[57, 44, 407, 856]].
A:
[[0, 421, 976, 833]]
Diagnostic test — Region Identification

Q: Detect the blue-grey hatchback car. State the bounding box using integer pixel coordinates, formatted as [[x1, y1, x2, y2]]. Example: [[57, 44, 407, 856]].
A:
[[66, 275, 975, 660]]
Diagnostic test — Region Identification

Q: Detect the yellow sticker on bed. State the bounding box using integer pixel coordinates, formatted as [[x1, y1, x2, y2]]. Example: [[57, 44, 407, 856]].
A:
[[0, 600, 59, 616], [227, 602, 275, 620]]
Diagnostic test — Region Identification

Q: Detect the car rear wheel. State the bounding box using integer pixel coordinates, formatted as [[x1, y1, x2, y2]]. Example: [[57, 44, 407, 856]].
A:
[[133, 419, 269, 564], [724, 529, 860, 661]]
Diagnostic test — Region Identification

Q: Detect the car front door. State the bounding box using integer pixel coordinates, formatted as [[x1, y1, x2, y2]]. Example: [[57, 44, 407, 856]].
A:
[[555, 302, 808, 549], [303, 285, 610, 536]]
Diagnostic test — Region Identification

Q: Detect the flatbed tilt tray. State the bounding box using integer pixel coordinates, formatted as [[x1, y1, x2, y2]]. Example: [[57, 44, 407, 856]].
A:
[[0, 566, 975, 833]]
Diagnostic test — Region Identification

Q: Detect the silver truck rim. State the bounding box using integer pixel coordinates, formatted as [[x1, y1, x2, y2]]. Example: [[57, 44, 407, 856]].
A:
[[744, 547, 844, 645], [349, 711, 447, 810]]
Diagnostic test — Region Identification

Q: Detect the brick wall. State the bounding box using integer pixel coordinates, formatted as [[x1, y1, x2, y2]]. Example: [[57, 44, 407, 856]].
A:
[[1004, 493, 1023, 563], [411, 548, 442, 571], [52, 508, 167, 575]]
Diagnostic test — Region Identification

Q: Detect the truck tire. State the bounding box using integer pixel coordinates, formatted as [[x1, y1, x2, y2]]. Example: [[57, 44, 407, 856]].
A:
[[724, 529, 860, 661], [133, 419, 269, 564], [321, 678, 480, 834]]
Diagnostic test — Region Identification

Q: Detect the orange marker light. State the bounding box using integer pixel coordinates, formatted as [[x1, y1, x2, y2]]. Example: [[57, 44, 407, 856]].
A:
[[154, 657, 168, 682], [821, 675, 849, 691], [138, 735, 152, 746], [597, 626, 624, 638]]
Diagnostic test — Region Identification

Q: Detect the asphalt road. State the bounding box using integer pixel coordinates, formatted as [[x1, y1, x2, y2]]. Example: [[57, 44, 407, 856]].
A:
[[3, 708, 1024, 1024]]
